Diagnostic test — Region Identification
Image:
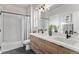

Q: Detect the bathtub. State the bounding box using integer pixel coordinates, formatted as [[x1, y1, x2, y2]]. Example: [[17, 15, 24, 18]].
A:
[[1, 41, 23, 53]]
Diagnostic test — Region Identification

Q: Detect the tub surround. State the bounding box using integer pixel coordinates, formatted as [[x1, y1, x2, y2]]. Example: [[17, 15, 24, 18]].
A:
[[30, 32, 79, 53]]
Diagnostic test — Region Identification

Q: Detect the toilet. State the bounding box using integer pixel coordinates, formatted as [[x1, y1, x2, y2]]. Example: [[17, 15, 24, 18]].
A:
[[23, 40, 30, 50]]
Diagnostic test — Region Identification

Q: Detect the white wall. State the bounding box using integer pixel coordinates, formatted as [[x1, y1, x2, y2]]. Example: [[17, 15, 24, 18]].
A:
[[72, 11, 79, 34], [30, 5, 41, 32]]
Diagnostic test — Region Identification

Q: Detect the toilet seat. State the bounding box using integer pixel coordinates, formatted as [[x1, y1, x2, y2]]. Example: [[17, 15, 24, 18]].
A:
[[23, 40, 30, 45]]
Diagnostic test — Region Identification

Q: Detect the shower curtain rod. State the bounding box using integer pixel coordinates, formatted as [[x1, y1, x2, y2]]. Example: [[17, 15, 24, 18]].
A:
[[1, 11, 30, 17]]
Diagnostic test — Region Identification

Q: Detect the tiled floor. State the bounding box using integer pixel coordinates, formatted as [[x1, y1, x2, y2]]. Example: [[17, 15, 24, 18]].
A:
[[2, 47, 35, 54]]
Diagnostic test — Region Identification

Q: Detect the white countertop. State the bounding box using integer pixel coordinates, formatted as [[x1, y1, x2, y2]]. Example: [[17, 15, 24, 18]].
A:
[[30, 32, 79, 52]]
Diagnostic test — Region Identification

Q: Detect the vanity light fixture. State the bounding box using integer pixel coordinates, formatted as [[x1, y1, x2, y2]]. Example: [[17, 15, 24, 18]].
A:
[[39, 4, 46, 12], [38, 4, 53, 12]]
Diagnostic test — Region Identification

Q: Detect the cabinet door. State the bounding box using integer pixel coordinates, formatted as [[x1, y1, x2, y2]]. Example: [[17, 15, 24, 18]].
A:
[[30, 35, 42, 53], [30, 42, 42, 54], [57, 45, 78, 54], [39, 39, 58, 54]]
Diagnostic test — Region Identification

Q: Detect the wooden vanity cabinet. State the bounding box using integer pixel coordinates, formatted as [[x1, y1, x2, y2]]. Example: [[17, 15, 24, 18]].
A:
[[30, 35, 79, 54]]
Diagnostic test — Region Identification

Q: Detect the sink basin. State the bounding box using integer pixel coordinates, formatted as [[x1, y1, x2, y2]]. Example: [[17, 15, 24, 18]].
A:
[[55, 37, 77, 45]]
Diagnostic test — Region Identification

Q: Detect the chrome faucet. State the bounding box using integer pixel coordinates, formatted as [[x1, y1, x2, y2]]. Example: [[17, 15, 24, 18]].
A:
[[65, 30, 72, 39]]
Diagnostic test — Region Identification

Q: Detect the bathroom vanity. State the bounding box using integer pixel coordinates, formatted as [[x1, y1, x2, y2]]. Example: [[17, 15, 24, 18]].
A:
[[30, 33, 79, 54]]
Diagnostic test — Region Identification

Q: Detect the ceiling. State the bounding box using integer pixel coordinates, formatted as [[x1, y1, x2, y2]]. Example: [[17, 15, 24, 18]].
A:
[[9, 4, 41, 9], [0, 4, 53, 10], [0, 4, 30, 9], [13, 4, 30, 8]]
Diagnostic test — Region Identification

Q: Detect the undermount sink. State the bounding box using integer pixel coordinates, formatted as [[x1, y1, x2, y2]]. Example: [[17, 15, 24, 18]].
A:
[[54, 37, 77, 45]]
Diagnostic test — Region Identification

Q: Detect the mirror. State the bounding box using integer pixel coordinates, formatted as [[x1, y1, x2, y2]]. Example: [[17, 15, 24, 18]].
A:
[[40, 4, 79, 35], [39, 18, 49, 30]]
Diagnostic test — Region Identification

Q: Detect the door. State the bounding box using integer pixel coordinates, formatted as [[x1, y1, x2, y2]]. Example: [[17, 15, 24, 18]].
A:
[[2, 13, 22, 52]]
